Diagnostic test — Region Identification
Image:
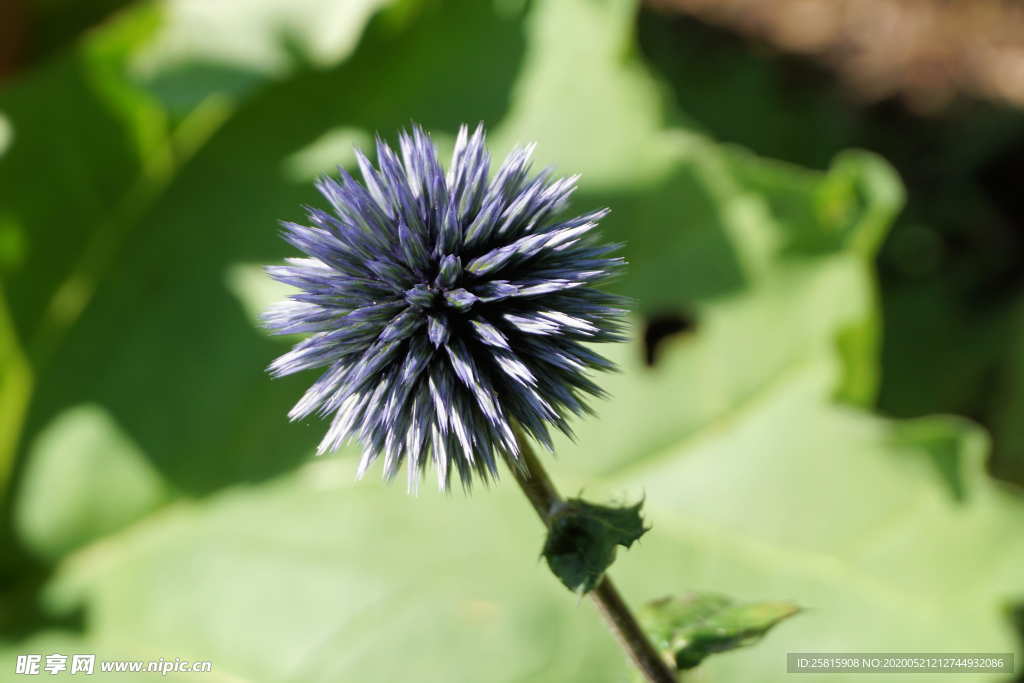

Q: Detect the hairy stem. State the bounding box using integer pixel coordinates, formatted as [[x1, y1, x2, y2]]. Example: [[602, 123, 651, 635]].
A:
[[506, 429, 678, 683]]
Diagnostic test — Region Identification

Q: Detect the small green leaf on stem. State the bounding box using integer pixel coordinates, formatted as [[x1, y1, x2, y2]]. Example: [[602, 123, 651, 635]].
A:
[[640, 592, 800, 670], [542, 497, 648, 594]]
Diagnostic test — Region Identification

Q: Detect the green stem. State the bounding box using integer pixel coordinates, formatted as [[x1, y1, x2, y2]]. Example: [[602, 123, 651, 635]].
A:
[[506, 428, 678, 683]]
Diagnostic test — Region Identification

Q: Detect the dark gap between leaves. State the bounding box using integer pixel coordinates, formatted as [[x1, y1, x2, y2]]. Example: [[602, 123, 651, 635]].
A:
[[643, 312, 697, 367]]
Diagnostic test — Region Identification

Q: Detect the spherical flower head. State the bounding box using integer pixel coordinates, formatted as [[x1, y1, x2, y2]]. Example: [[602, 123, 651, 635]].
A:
[[264, 123, 628, 490]]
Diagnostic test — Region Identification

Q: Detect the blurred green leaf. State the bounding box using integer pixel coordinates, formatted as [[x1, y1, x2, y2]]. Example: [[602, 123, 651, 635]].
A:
[[12, 0, 532, 506], [636, 6, 1024, 486], [29, 346, 1024, 683], [7, 0, 897, 515], [130, 0, 391, 115], [0, 3, 167, 341], [3, 1, 1023, 682], [543, 498, 647, 594], [0, 291, 31, 496], [640, 592, 799, 670], [14, 404, 171, 560], [0, 3, 169, 494]]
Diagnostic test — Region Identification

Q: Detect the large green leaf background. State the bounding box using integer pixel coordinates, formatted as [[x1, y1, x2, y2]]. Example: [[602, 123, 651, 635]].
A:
[[638, 9, 1024, 487], [1, 0, 1022, 681]]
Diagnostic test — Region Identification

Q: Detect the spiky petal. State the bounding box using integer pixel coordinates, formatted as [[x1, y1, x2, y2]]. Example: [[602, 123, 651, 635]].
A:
[[265, 123, 628, 490]]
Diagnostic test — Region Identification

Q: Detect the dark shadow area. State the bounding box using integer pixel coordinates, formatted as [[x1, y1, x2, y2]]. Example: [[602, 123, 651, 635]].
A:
[[0, 527, 83, 640], [0, 0, 135, 81], [25, 0, 135, 68], [1011, 602, 1024, 683], [643, 312, 696, 367], [975, 138, 1024, 307]]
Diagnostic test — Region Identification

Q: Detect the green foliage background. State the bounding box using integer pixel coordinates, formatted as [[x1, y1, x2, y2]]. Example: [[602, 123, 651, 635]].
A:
[[1, 0, 1022, 681]]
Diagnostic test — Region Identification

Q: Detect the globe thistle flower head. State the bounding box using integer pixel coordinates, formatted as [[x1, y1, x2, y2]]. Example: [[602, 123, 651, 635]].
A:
[[264, 123, 628, 490]]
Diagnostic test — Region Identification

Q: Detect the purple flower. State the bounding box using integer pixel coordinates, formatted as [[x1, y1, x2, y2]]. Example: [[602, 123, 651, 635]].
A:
[[264, 124, 627, 490]]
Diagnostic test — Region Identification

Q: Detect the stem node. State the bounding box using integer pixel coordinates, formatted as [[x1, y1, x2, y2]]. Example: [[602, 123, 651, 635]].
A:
[[505, 429, 678, 683]]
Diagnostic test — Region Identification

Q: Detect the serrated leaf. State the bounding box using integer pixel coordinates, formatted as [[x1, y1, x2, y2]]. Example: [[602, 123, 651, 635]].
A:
[[542, 498, 648, 594], [640, 592, 799, 670]]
